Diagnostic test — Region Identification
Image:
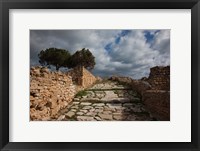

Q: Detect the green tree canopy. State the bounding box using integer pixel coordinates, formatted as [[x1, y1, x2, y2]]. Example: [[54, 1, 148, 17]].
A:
[[38, 48, 71, 71], [69, 48, 95, 70]]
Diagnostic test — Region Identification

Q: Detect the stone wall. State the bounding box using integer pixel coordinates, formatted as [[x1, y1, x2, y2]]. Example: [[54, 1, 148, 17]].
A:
[[66, 66, 96, 89], [148, 66, 170, 90], [81, 67, 97, 88], [65, 66, 82, 85], [109, 66, 170, 121], [142, 90, 170, 121], [30, 66, 76, 121]]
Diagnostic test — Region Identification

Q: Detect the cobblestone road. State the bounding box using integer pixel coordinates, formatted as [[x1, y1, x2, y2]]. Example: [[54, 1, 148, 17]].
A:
[[58, 80, 155, 121]]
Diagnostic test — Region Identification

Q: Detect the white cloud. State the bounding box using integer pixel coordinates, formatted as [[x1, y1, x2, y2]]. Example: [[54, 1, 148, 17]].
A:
[[30, 29, 170, 79], [106, 30, 170, 78]]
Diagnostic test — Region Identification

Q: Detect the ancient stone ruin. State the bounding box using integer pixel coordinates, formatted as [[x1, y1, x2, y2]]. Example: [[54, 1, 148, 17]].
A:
[[30, 66, 97, 121], [110, 66, 170, 121], [66, 66, 97, 89], [59, 80, 155, 121], [148, 66, 170, 90], [30, 65, 170, 121], [143, 66, 170, 120], [30, 67, 76, 120]]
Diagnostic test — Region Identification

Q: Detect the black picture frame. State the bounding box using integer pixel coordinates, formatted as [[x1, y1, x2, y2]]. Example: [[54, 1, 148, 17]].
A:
[[0, 0, 199, 151]]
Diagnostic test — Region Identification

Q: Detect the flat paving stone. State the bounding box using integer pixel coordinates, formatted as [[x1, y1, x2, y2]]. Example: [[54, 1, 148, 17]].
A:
[[70, 109, 77, 112], [98, 113, 113, 120], [86, 112, 97, 116], [113, 112, 122, 116], [80, 102, 92, 106], [73, 101, 80, 105], [66, 111, 75, 118], [113, 115, 123, 120], [92, 103, 105, 107], [94, 116, 102, 121], [82, 106, 93, 110], [94, 109, 104, 113], [71, 105, 79, 109], [73, 98, 80, 101], [58, 80, 155, 121], [76, 112, 84, 115], [80, 109, 88, 113], [57, 115, 66, 121], [77, 116, 95, 121], [104, 91, 118, 99], [102, 110, 113, 114], [90, 108, 95, 112], [94, 105, 103, 108]]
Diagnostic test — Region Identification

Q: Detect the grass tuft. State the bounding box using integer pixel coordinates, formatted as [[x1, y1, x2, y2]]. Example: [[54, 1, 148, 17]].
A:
[[75, 90, 88, 97]]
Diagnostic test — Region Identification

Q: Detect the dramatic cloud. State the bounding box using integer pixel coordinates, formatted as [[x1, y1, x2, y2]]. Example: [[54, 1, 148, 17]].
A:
[[30, 29, 170, 79]]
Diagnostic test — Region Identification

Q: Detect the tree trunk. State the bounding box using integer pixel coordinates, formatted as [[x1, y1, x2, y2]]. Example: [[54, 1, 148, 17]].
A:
[[56, 65, 59, 71]]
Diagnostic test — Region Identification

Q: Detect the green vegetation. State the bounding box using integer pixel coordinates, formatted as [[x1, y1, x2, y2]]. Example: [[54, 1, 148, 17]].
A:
[[68, 48, 95, 70], [38, 48, 71, 71], [113, 90, 118, 94], [38, 48, 95, 71], [75, 90, 88, 97]]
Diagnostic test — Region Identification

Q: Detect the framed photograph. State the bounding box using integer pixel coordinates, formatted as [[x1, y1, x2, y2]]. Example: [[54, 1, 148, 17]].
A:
[[0, 0, 199, 150]]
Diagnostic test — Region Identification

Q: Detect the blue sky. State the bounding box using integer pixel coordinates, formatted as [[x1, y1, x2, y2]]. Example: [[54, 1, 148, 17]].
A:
[[145, 30, 159, 43], [105, 30, 131, 53], [30, 29, 170, 79]]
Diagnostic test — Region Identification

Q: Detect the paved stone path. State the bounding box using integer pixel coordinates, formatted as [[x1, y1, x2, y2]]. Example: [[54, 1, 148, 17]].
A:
[[58, 80, 155, 121]]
